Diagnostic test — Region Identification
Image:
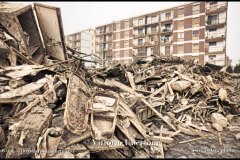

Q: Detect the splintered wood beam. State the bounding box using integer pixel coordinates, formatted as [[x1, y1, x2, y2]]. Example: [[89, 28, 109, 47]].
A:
[[141, 98, 177, 131], [110, 79, 177, 131]]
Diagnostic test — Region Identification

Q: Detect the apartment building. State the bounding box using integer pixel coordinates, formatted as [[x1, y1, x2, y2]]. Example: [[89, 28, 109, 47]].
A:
[[95, 1, 228, 67], [205, 1, 227, 66], [95, 23, 113, 67], [65, 29, 95, 67]]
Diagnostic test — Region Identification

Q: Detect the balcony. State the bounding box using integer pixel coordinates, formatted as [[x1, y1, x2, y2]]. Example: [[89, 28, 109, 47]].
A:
[[97, 29, 113, 36], [160, 37, 172, 45], [160, 28, 172, 35], [161, 16, 173, 22], [206, 32, 225, 42], [144, 41, 159, 46], [96, 40, 104, 44], [138, 52, 147, 57], [134, 33, 145, 38], [206, 3, 227, 15], [205, 45, 226, 54], [206, 18, 226, 29], [106, 55, 112, 60], [207, 58, 225, 66], [147, 30, 158, 35], [146, 19, 159, 25], [133, 19, 145, 28], [105, 38, 112, 43]]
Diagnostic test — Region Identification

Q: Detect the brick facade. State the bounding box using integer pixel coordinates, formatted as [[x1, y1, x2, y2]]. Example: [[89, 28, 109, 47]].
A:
[[94, 1, 228, 67]]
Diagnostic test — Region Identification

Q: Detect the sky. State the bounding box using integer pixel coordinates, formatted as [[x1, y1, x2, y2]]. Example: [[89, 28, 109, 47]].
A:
[[10, 1, 240, 65]]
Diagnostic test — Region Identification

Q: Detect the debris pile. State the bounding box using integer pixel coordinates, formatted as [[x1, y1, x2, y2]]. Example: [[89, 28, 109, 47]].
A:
[[0, 2, 240, 159]]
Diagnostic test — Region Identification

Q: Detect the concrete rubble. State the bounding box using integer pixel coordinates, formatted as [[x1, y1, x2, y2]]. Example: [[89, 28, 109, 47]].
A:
[[0, 2, 240, 159]]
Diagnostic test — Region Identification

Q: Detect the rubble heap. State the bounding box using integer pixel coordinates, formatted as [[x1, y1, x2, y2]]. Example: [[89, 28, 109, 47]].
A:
[[0, 2, 240, 159], [0, 55, 239, 158]]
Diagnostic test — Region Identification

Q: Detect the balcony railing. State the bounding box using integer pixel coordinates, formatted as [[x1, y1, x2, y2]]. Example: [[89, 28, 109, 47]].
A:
[[144, 41, 159, 46], [134, 33, 145, 37], [206, 3, 227, 12], [206, 18, 226, 25], [161, 16, 172, 22], [206, 32, 225, 39], [138, 52, 146, 57], [134, 22, 145, 27], [161, 37, 172, 44], [161, 27, 172, 32], [147, 19, 158, 24], [205, 46, 225, 52], [147, 30, 158, 35], [106, 29, 113, 33]]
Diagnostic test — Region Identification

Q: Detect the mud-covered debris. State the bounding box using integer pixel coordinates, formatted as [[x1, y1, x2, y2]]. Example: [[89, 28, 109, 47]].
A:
[[0, 1, 240, 159]]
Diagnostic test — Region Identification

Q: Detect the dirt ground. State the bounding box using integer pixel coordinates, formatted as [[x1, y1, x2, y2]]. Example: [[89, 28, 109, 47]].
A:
[[164, 130, 240, 158]]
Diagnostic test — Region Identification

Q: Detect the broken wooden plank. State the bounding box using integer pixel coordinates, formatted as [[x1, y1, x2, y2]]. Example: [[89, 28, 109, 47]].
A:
[[179, 137, 203, 144], [119, 100, 147, 138], [126, 71, 136, 90], [14, 80, 62, 118], [0, 77, 48, 100], [141, 98, 177, 131], [173, 104, 195, 114], [6, 106, 52, 158], [174, 71, 197, 83], [146, 135, 173, 144]]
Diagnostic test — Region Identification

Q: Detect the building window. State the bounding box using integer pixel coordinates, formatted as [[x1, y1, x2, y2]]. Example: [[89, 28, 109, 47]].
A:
[[138, 47, 145, 54], [178, 20, 184, 30], [124, 31, 129, 38], [150, 36, 155, 43], [138, 39, 143, 45], [193, 4, 200, 14], [100, 36, 103, 42], [177, 44, 184, 54], [115, 51, 120, 58], [207, 15, 218, 25], [76, 34, 80, 40], [165, 23, 171, 30], [138, 29, 144, 35], [100, 44, 103, 51], [163, 23, 171, 32], [178, 32, 184, 41], [108, 44, 112, 49], [106, 26, 109, 33], [165, 12, 171, 20], [124, 50, 129, 57], [192, 43, 199, 52], [124, 59, 130, 64], [209, 1, 218, 10], [192, 17, 200, 27], [192, 30, 199, 39], [116, 33, 120, 39], [116, 42, 120, 49], [165, 46, 171, 55], [209, 28, 217, 32], [96, 45, 99, 51], [125, 21, 129, 28], [151, 16, 157, 22], [116, 23, 120, 30], [138, 19, 144, 25], [209, 42, 217, 46], [151, 26, 157, 33], [208, 55, 216, 61], [100, 27, 104, 34], [124, 40, 129, 48], [178, 8, 184, 17]]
